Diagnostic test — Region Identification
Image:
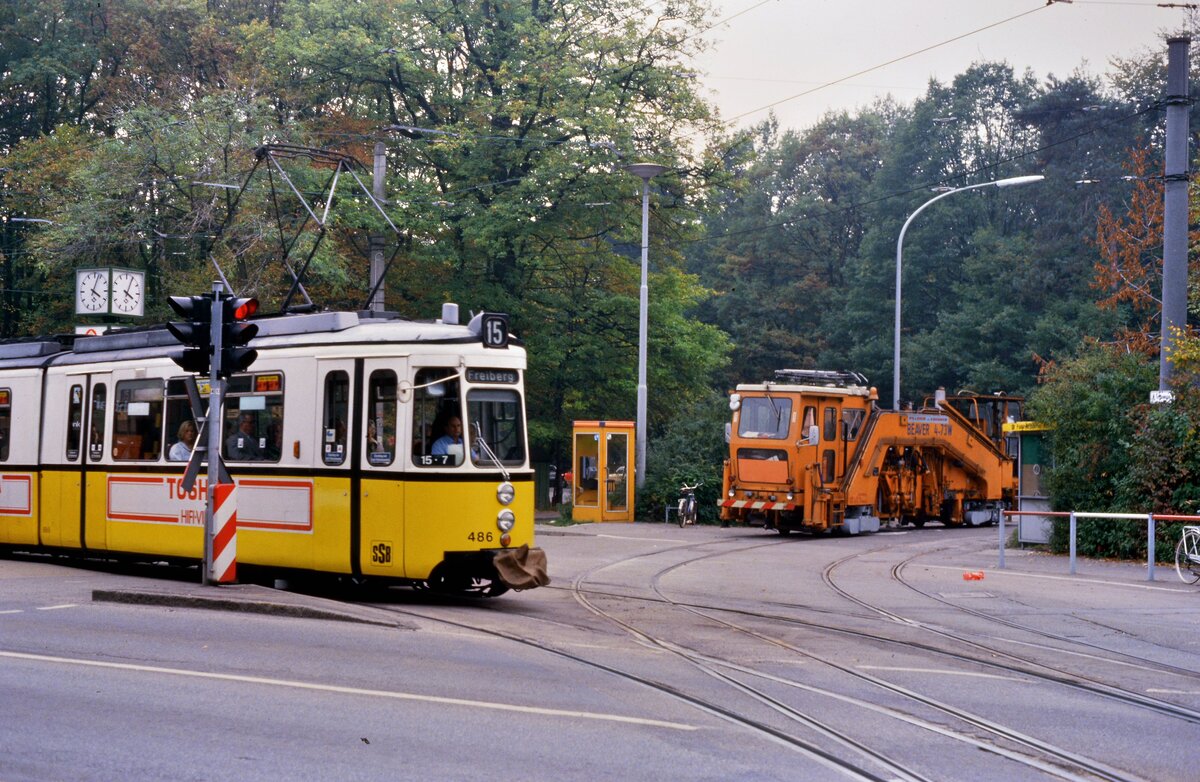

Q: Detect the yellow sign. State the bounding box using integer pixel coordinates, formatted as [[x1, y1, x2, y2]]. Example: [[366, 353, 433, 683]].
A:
[[1002, 421, 1052, 433]]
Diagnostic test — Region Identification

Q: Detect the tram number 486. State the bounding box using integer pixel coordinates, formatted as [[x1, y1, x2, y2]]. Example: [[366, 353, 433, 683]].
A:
[[467, 531, 495, 543], [371, 541, 393, 565]]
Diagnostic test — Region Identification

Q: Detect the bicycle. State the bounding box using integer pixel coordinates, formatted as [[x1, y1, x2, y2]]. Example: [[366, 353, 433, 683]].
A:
[[677, 482, 700, 527], [1176, 525, 1200, 584]]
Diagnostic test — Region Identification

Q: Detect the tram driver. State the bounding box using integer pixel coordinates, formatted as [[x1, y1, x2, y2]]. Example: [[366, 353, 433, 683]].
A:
[[432, 415, 464, 464]]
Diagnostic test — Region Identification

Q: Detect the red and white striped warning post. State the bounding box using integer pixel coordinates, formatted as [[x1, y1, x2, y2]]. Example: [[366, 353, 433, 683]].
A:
[[211, 483, 238, 584]]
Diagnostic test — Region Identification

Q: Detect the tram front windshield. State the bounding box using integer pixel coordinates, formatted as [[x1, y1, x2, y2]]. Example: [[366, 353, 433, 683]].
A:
[[468, 388, 525, 466]]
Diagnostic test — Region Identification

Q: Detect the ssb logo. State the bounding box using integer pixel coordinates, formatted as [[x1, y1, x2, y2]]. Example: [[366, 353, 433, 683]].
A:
[[370, 540, 393, 566]]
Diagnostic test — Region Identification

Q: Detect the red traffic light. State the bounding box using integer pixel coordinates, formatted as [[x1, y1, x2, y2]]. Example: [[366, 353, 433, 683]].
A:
[[225, 297, 258, 321]]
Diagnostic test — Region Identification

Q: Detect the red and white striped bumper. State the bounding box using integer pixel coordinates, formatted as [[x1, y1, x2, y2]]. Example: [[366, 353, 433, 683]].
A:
[[720, 499, 795, 511]]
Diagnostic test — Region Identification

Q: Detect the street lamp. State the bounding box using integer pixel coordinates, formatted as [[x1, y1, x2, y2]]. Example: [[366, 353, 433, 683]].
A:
[[893, 174, 1043, 410], [625, 162, 668, 490]]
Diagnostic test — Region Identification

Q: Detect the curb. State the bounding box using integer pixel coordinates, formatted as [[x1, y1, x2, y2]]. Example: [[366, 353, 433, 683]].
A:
[[92, 588, 412, 629]]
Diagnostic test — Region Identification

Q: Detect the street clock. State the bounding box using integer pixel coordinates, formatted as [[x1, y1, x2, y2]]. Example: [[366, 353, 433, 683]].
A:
[[75, 268, 110, 315]]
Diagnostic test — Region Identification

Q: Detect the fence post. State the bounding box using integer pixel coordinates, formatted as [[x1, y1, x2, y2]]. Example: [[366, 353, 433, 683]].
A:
[[998, 512, 1006, 569], [1147, 514, 1155, 582], [1069, 511, 1077, 575]]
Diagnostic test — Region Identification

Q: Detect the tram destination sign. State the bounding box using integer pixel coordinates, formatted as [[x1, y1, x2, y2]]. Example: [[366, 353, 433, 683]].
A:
[[466, 369, 518, 384]]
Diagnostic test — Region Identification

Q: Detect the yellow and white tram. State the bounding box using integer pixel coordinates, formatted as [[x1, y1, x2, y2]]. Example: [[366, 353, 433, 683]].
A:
[[0, 307, 547, 596]]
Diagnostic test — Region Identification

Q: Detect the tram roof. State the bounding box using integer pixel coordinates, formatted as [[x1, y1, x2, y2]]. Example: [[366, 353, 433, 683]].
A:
[[0, 309, 521, 369]]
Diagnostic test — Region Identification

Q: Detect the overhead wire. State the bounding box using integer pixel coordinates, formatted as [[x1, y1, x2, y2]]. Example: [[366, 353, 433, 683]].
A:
[[690, 2, 1054, 133]]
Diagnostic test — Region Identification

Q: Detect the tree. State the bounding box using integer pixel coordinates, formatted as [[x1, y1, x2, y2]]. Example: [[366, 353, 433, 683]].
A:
[[690, 106, 894, 387], [4, 0, 736, 486]]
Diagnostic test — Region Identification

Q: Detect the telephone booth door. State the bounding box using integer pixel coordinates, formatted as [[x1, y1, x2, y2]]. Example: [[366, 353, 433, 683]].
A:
[[571, 420, 635, 522]]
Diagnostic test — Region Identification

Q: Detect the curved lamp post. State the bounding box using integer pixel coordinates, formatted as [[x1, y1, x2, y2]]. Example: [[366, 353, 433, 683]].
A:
[[893, 174, 1044, 411], [625, 162, 668, 490]]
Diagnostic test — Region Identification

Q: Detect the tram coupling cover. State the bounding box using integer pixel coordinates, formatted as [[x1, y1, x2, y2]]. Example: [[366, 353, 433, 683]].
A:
[[494, 545, 551, 590]]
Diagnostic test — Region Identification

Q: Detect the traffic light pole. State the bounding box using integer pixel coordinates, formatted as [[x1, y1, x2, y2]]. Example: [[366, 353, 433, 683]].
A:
[[205, 280, 225, 584]]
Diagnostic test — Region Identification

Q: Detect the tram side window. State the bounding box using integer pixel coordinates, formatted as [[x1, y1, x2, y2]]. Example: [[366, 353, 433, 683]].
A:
[[0, 388, 10, 461], [223, 373, 284, 462], [65, 384, 84, 461], [412, 368, 462, 468], [322, 371, 349, 466], [88, 384, 107, 462], [165, 378, 204, 463], [113, 379, 164, 461], [822, 449, 836, 483], [468, 389, 525, 465], [366, 370, 397, 467]]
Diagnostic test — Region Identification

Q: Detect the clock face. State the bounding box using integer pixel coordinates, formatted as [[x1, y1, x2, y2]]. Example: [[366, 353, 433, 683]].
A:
[[111, 270, 144, 316], [75, 269, 110, 314]]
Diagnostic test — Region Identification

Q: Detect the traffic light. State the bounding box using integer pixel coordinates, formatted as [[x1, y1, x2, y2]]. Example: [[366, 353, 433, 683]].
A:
[[166, 294, 214, 375], [218, 296, 259, 378]]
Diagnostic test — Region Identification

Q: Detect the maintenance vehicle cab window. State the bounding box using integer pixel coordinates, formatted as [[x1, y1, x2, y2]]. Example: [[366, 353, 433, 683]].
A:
[[738, 397, 792, 439]]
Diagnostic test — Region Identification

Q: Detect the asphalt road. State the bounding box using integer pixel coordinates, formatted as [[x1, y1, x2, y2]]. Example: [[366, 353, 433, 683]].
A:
[[2, 522, 1199, 781]]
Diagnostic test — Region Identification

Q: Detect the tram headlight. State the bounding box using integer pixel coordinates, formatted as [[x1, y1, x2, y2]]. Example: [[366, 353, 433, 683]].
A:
[[496, 481, 515, 505], [497, 509, 516, 532]]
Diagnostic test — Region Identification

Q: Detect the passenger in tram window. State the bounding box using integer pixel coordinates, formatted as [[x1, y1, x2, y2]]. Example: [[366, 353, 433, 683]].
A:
[[367, 419, 383, 452], [431, 415, 464, 463], [169, 420, 197, 461], [226, 413, 262, 460]]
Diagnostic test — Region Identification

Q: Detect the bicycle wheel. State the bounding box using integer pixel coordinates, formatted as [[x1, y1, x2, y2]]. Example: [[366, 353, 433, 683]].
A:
[[1176, 531, 1200, 585], [676, 500, 686, 527]]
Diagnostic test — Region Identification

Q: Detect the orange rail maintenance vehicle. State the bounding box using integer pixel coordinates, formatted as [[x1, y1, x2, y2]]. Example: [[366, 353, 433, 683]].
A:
[[720, 369, 1021, 535]]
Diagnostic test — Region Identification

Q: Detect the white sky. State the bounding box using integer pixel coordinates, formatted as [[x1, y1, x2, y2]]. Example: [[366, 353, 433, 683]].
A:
[[690, 0, 1193, 133]]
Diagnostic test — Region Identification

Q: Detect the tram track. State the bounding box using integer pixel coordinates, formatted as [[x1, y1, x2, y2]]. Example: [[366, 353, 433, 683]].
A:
[[889, 552, 1200, 681], [367, 562, 913, 780], [523, 535, 1155, 781], [354, 530, 1185, 781], [631, 543, 1150, 782], [818, 544, 1200, 726]]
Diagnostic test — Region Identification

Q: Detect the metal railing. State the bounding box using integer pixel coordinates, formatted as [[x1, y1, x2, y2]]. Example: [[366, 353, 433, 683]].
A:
[[1000, 510, 1200, 581]]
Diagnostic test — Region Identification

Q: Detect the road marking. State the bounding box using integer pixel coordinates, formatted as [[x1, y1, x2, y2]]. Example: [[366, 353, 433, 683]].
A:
[[918, 564, 1183, 593], [0, 650, 697, 731], [1147, 688, 1200, 695], [0, 610, 22, 615], [858, 665, 1027, 683], [35, 604, 78, 611]]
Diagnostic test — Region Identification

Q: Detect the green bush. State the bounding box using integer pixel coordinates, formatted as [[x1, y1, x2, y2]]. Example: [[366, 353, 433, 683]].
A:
[[639, 390, 730, 524], [1030, 343, 1200, 561]]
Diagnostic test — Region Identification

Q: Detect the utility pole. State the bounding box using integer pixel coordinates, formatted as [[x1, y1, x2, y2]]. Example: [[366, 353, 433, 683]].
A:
[[1160, 36, 1190, 394], [368, 142, 387, 313]]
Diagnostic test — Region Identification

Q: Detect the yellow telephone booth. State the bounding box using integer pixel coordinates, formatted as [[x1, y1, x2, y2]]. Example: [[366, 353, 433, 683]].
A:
[[571, 420, 635, 522]]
